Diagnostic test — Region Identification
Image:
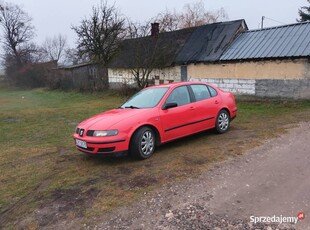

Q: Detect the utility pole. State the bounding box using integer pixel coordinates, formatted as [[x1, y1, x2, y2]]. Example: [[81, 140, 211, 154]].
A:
[[261, 16, 265, 29]]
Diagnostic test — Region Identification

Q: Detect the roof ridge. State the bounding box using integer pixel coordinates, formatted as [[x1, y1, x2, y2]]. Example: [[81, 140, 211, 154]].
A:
[[124, 19, 246, 42], [246, 21, 310, 33]]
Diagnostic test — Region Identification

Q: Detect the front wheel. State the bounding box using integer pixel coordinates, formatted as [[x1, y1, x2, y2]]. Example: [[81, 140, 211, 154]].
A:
[[215, 110, 230, 134], [130, 127, 155, 160]]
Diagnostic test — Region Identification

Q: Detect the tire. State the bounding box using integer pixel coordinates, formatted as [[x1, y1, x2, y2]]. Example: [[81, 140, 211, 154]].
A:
[[215, 110, 230, 134], [130, 126, 155, 160]]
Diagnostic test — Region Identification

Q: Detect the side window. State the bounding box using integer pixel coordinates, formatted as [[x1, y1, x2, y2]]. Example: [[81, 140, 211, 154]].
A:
[[166, 86, 190, 106], [191, 84, 211, 101], [208, 86, 218, 97]]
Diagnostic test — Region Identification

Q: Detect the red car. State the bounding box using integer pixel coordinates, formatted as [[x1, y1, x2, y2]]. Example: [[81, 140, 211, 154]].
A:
[[73, 82, 237, 159]]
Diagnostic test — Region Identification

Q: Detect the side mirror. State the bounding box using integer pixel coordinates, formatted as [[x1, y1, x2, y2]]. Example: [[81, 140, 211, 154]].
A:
[[163, 102, 178, 110]]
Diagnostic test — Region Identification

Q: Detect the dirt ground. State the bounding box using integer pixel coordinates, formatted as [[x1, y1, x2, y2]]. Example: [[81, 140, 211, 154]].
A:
[[68, 121, 310, 230], [3, 121, 309, 230]]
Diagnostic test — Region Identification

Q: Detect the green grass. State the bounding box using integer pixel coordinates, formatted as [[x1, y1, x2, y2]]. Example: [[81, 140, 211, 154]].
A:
[[0, 88, 309, 229], [0, 88, 124, 227]]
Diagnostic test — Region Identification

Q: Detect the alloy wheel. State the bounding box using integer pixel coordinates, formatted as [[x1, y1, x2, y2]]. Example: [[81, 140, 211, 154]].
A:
[[141, 130, 154, 156]]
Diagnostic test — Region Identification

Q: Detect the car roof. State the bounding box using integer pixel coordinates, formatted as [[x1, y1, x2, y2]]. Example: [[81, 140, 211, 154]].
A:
[[149, 81, 211, 89]]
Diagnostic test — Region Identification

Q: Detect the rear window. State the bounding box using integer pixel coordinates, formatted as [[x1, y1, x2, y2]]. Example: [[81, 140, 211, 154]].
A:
[[208, 86, 218, 97]]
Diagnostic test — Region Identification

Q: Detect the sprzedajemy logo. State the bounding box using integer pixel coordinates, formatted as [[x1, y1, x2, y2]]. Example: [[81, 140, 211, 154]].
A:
[[250, 212, 305, 225]]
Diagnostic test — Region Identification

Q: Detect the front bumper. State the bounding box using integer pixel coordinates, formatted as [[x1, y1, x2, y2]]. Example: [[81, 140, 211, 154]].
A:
[[73, 134, 129, 155]]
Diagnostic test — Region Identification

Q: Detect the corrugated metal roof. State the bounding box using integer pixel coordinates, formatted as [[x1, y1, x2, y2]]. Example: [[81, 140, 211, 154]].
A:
[[220, 21, 310, 61]]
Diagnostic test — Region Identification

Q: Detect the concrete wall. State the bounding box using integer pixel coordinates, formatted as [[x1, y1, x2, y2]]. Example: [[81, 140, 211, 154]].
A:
[[190, 78, 310, 99], [188, 59, 309, 80], [108, 66, 181, 88], [190, 78, 256, 95], [255, 79, 310, 99]]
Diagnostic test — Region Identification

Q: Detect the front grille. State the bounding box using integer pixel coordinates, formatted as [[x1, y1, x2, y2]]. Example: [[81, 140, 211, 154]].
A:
[[77, 146, 95, 151], [98, 147, 115, 153], [79, 129, 85, 137]]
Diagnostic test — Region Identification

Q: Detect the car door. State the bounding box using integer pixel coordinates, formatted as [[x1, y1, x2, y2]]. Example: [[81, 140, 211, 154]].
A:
[[189, 84, 220, 131], [159, 86, 195, 142]]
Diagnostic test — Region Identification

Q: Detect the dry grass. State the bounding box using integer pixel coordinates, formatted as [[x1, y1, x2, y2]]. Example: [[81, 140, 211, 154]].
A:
[[0, 88, 309, 229]]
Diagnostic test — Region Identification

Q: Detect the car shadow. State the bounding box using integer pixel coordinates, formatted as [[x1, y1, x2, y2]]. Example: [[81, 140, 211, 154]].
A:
[[156, 128, 217, 152], [77, 126, 238, 164]]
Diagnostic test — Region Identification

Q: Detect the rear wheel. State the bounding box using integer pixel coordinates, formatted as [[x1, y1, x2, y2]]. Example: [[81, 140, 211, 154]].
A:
[[215, 110, 230, 133], [130, 127, 155, 160]]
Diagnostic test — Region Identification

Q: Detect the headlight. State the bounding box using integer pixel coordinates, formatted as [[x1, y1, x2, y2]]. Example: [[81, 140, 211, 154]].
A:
[[93, 130, 118, 137]]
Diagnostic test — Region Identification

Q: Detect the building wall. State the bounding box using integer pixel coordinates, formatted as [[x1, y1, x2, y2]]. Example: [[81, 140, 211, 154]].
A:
[[53, 64, 108, 91], [188, 59, 310, 99], [188, 59, 309, 80], [255, 79, 310, 99], [108, 66, 181, 88]]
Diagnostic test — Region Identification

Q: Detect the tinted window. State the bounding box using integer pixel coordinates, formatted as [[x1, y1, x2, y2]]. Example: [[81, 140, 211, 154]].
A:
[[191, 84, 211, 101], [208, 86, 218, 97], [166, 86, 190, 106]]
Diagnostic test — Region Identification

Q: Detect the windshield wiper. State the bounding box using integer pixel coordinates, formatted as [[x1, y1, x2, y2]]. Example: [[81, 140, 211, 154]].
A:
[[124, 105, 140, 109]]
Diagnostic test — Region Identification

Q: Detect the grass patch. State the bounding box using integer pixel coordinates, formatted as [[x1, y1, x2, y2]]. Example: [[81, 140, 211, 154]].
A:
[[0, 88, 309, 228]]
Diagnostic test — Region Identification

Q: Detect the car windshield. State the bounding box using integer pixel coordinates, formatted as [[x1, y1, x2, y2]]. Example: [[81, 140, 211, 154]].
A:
[[121, 87, 169, 109]]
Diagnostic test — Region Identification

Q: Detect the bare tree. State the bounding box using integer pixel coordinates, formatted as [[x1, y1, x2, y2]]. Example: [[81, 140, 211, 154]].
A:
[[41, 34, 67, 63], [130, 40, 158, 88], [63, 48, 90, 66], [0, 2, 35, 66], [155, 1, 228, 32], [122, 20, 161, 88], [0, 2, 44, 88], [181, 2, 227, 27], [72, 0, 125, 65], [124, 19, 151, 39], [154, 8, 181, 32]]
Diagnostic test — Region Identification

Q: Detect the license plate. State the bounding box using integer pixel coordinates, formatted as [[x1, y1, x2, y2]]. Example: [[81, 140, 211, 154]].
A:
[[75, 139, 87, 149]]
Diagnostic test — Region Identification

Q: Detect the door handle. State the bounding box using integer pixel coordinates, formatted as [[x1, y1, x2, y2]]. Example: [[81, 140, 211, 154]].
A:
[[190, 106, 195, 110], [215, 100, 219, 104]]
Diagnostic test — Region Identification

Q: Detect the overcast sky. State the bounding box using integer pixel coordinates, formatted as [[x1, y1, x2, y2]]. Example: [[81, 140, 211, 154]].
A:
[[7, 0, 308, 48]]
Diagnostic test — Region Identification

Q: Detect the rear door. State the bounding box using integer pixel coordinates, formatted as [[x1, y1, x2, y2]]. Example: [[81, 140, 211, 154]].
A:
[[160, 86, 195, 142], [189, 84, 220, 131]]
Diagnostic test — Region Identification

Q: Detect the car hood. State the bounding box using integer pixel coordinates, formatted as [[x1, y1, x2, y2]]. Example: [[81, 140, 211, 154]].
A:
[[78, 108, 144, 130]]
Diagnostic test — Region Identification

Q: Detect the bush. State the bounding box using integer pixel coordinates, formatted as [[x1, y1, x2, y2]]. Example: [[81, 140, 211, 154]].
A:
[[5, 61, 57, 89], [115, 80, 139, 97]]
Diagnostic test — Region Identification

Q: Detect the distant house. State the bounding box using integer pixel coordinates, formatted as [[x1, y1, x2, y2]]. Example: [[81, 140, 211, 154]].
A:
[[108, 20, 247, 88], [190, 21, 310, 99], [54, 63, 107, 91]]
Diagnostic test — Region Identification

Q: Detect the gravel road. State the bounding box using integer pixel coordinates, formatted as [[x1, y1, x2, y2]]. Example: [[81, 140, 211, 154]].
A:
[[92, 122, 310, 230]]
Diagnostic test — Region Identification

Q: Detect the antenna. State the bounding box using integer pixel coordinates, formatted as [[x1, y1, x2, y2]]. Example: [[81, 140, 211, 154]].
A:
[[261, 16, 265, 29], [260, 16, 286, 29]]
